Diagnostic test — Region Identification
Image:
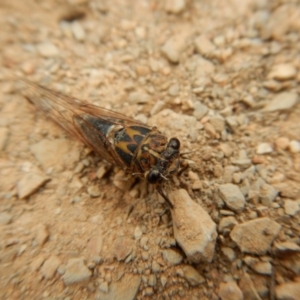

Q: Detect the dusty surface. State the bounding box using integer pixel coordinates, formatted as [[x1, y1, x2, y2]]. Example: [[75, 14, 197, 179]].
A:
[[1, 0, 300, 299]]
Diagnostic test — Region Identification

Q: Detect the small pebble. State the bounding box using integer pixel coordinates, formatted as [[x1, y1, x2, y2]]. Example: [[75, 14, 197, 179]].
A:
[[134, 226, 143, 240], [0, 212, 13, 225], [62, 258, 92, 285], [221, 247, 236, 262], [218, 281, 243, 300], [244, 256, 272, 275], [218, 216, 238, 233], [37, 43, 59, 57], [161, 37, 181, 63], [128, 90, 150, 104], [209, 116, 225, 133], [17, 172, 49, 199], [275, 282, 300, 300], [284, 199, 300, 216], [34, 223, 49, 246], [194, 35, 215, 56], [274, 241, 300, 253], [152, 261, 161, 273], [260, 183, 278, 207], [218, 184, 245, 211], [40, 256, 61, 279], [113, 237, 133, 261], [99, 282, 109, 293], [230, 217, 281, 255], [165, 0, 186, 14], [150, 100, 165, 116], [162, 249, 183, 266], [264, 92, 298, 112], [168, 83, 180, 96], [193, 102, 208, 120], [268, 63, 297, 81], [96, 165, 109, 179], [257, 143, 273, 154], [220, 144, 233, 157], [148, 274, 156, 287], [181, 265, 205, 286], [70, 21, 86, 41], [87, 186, 102, 197], [289, 140, 300, 153], [275, 137, 290, 150]]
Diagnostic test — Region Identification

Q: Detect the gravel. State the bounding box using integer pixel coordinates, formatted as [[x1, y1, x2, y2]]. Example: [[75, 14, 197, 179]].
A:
[[1, 0, 300, 299]]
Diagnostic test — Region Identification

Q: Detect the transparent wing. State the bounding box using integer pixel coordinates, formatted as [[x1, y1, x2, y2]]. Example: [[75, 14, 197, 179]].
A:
[[18, 79, 150, 166]]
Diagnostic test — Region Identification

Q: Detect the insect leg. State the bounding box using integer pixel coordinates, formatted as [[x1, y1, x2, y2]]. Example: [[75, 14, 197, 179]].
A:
[[156, 185, 173, 209]]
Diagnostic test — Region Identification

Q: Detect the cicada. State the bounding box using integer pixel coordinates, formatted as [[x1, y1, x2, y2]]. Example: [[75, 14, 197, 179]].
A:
[[20, 79, 181, 206]]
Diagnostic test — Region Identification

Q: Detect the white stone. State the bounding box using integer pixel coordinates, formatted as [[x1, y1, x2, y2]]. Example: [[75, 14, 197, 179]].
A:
[[289, 140, 300, 153], [264, 92, 298, 112], [165, 0, 186, 14], [37, 43, 59, 57], [257, 143, 273, 154]]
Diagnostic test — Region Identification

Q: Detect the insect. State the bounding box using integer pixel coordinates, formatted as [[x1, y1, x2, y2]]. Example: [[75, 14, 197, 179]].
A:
[[20, 79, 181, 206]]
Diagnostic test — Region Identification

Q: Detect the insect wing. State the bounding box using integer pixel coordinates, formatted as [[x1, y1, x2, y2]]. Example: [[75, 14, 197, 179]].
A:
[[19, 80, 149, 167]]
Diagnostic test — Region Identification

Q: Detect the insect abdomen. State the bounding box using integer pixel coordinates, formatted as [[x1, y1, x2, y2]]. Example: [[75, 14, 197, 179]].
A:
[[114, 126, 151, 167]]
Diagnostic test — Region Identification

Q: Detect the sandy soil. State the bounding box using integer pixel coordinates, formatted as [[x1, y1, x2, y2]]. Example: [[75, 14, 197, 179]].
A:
[[0, 0, 300, 299]]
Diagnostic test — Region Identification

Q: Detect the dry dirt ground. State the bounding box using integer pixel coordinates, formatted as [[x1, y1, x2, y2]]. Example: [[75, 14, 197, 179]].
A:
[[1, 0, 300, 299]]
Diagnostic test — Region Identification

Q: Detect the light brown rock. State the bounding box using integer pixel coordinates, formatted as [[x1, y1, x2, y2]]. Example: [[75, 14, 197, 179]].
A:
[[97, 273, 141, 300], [17, 172, 49, 199], [87, 236, 103, 257], [268, 63, 297, 81], [194, 35, 216, 56], [218, 281, 243, 300], [40, 255, 61, 279], [275, 282, 300, 300], [62, 257, 92, 285], [170, 189, 217, 263], [218, 183, 245, 211], [230, 217, 281, 255], [263, 92, 298, 112], [113, 237, 133, 261]]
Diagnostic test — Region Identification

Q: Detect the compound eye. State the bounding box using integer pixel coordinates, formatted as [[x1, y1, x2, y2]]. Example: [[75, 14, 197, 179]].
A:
[[146, 169, 161, 184], [168, 138, 180, 150]]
